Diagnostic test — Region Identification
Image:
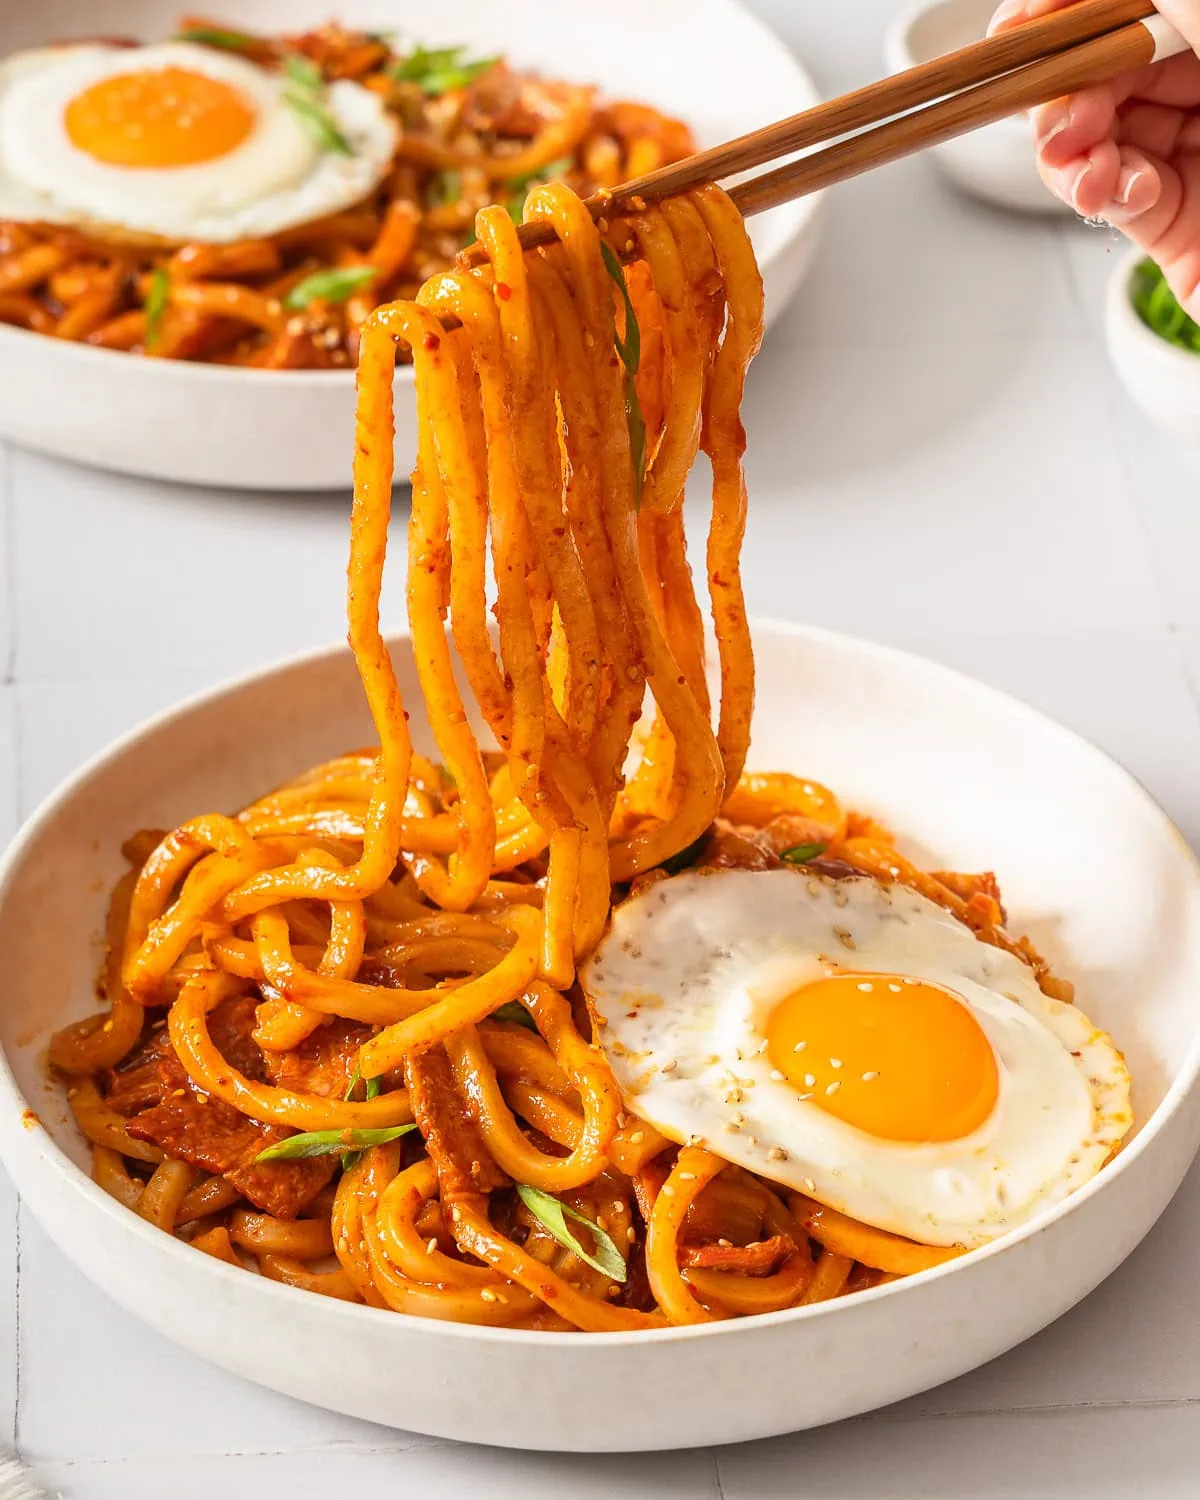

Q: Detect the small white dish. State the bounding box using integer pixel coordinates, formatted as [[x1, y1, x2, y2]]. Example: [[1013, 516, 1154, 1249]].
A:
[[0, 0, 824, 491], [885, 0, 1066, 214], [1, 619, 1199, 1451], [1106, 246, 1200, 442]]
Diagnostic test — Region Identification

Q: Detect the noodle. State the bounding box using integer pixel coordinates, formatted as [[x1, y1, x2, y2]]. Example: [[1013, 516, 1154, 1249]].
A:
[[50, 178, 1072, 1330]]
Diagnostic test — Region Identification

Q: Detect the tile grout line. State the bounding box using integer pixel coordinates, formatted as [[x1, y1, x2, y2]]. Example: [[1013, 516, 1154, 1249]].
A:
[[11, 1199, 20, 1458], [1, 443, 15, 685]]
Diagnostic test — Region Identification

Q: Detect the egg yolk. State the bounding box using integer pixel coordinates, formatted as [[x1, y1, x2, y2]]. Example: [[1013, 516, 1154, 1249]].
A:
[[766, 973, 998, 1142], [65, 67, 256, 168]]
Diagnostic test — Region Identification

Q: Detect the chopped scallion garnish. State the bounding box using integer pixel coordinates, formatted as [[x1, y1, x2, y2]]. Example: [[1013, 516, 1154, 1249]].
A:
[[515, 1183, 627, 1282], [284, 265, 376, 310], [255, 1122, 415, 1163]]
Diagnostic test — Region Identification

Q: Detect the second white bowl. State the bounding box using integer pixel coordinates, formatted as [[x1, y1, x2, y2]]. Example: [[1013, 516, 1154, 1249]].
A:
[[886, 0, 1066, 214], [0, 0, 824, 491]]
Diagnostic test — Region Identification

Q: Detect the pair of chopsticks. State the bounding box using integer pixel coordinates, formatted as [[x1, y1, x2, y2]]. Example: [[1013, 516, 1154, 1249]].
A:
[[464, 0, 1188, 265]]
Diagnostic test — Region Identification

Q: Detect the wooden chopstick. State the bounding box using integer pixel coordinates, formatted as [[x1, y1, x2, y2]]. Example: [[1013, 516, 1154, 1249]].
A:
[[457, 0, 1160, 268], [729, 18, 1160, 218]]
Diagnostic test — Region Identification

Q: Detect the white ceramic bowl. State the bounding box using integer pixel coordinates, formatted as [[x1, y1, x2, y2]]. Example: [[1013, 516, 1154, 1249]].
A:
[[1106, 246, 1200, 442], [885, 0, 1066, 214], [1, 620, 1199, 1451], [0, 0, 823, 492]]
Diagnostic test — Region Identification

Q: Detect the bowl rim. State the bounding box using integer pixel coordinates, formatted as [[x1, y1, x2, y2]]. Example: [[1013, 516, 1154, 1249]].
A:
[[884, 0, 1031, 135], [3, 614, 1199, 1347], [1105, 243, 1200, 380], [0, 0, 824, 393]]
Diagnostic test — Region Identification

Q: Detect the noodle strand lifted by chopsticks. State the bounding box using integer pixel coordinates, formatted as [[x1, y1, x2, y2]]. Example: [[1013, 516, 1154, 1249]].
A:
[[54, 183, 1067, 1327]]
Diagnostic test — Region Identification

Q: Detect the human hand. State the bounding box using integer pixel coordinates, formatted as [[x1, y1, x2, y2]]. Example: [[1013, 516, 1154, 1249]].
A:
[[990, 0, 1200, 314]]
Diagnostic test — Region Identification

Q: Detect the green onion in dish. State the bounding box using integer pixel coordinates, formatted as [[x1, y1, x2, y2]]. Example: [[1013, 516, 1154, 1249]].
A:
[[515, 1184, 628, 1282], [780, 842, 826, 866], [1130, 258, 1200, 354], [599, 242, 647, 507], [491, 1001, 538, 1031], [255, 1122, 415, 1163], [174, 24, 259, 51], [282, 54, 352, 156], [389, 44, 498, 96], [284, 265, 377, 310], [143, 266, 170, 350]]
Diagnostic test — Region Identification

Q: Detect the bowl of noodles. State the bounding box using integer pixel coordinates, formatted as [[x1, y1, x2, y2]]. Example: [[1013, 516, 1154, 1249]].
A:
[[0, 0, 823, 490], [1, 620, 1200, 1450], [1, 176, 1198, 1452]]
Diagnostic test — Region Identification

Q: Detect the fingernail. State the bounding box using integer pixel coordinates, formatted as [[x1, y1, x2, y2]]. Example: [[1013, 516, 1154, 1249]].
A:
[[1114, 166, 1144, 206], [1035, 110, 1072, 151], [987, 0, 1028, 35], [1071, 161, 1093, 211]]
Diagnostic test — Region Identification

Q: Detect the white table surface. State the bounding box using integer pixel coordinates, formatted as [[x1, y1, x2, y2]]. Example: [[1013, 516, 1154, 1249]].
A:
[[5, 1, 1200, 1494]]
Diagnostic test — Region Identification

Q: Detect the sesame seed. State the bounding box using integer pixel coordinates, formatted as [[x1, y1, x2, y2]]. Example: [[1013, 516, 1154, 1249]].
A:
[[804, 1177, 816, 1192], [797, 1093, 814, 1102], [793, 1040, 807, 1053], [769, 1069, 785, 1082], [857, 981, 873, 992], [625, 1226, 636, 1243], [678, 1171, 696, 1182], [480, 1289, 498, 1303], [747, 1135, 758, 1147], [723, 1120, 739, 1132], [718, 1238, 732, 1247], [888, 982, 902, 993], [804, 1073, 816, 1088], [903, 977, 918, 986], [757, 1039, 769, 1054], [617, 1112, 628, 1128], [629, 1130, 645, 1144], [425, 1238, 437, 1255], [825, 1081, 841, 1096], [830, 1057, 842, 1069], [661, 1060, 677, 1074], [862, 1070, 879, 1082], [611, 1200, 623, 1215], [767, 1146, 787, 1162]]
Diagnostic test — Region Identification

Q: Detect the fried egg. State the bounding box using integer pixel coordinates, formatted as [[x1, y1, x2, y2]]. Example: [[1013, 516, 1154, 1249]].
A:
[[583, 868, 1132, 1248], [0, 43, 397, 242]]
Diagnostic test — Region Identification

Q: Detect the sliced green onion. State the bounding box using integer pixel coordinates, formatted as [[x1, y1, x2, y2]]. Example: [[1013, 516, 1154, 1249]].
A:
[[256, 1123, 415, 1163], [389, 44, 498, 95], [284, 265, 376, 310], [780, 842, 826, 865], [515, 1183, 627, 1282], [504, 158, 575, 225], [283, 54, 324, 91], [174, 25, 259, 51], [429, 169, 463, 210], [492, 1001, 538, 1031], [144, 266, 169, 350], [283, 90, 352, 155], [659, 834, 708, 877], [1130, 257, 1200, 353], [282, 55, 352, 156], [599, 242, 646, 507]]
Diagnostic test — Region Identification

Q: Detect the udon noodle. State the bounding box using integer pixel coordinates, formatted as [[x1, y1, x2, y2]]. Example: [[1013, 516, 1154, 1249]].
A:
[[51, 184, 1070, 1328]]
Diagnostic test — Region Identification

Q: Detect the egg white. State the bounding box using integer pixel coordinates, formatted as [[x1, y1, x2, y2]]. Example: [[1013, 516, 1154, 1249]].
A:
[[0, 43, 397, 242], [583, 869, 1132, 1248]]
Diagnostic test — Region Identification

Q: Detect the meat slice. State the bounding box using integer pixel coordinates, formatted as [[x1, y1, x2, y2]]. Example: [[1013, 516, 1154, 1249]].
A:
[[261, 1020, 373, 1098], [105, 1024, 187, 1115], [127, 1094, 334, 1219], [679, 1234, 797, 1276], [404, 1045, 508, 1203], [208, 993, 269, 1082]]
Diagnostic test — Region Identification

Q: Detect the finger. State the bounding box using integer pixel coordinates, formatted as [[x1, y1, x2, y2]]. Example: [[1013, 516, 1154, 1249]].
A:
[[1030, 86, 1116, 168], [1114, 100, 1189, 158], [1042, 142, 1163, 222], [1154, 0, 1200, 55], [988, 0, 1074, 37]]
